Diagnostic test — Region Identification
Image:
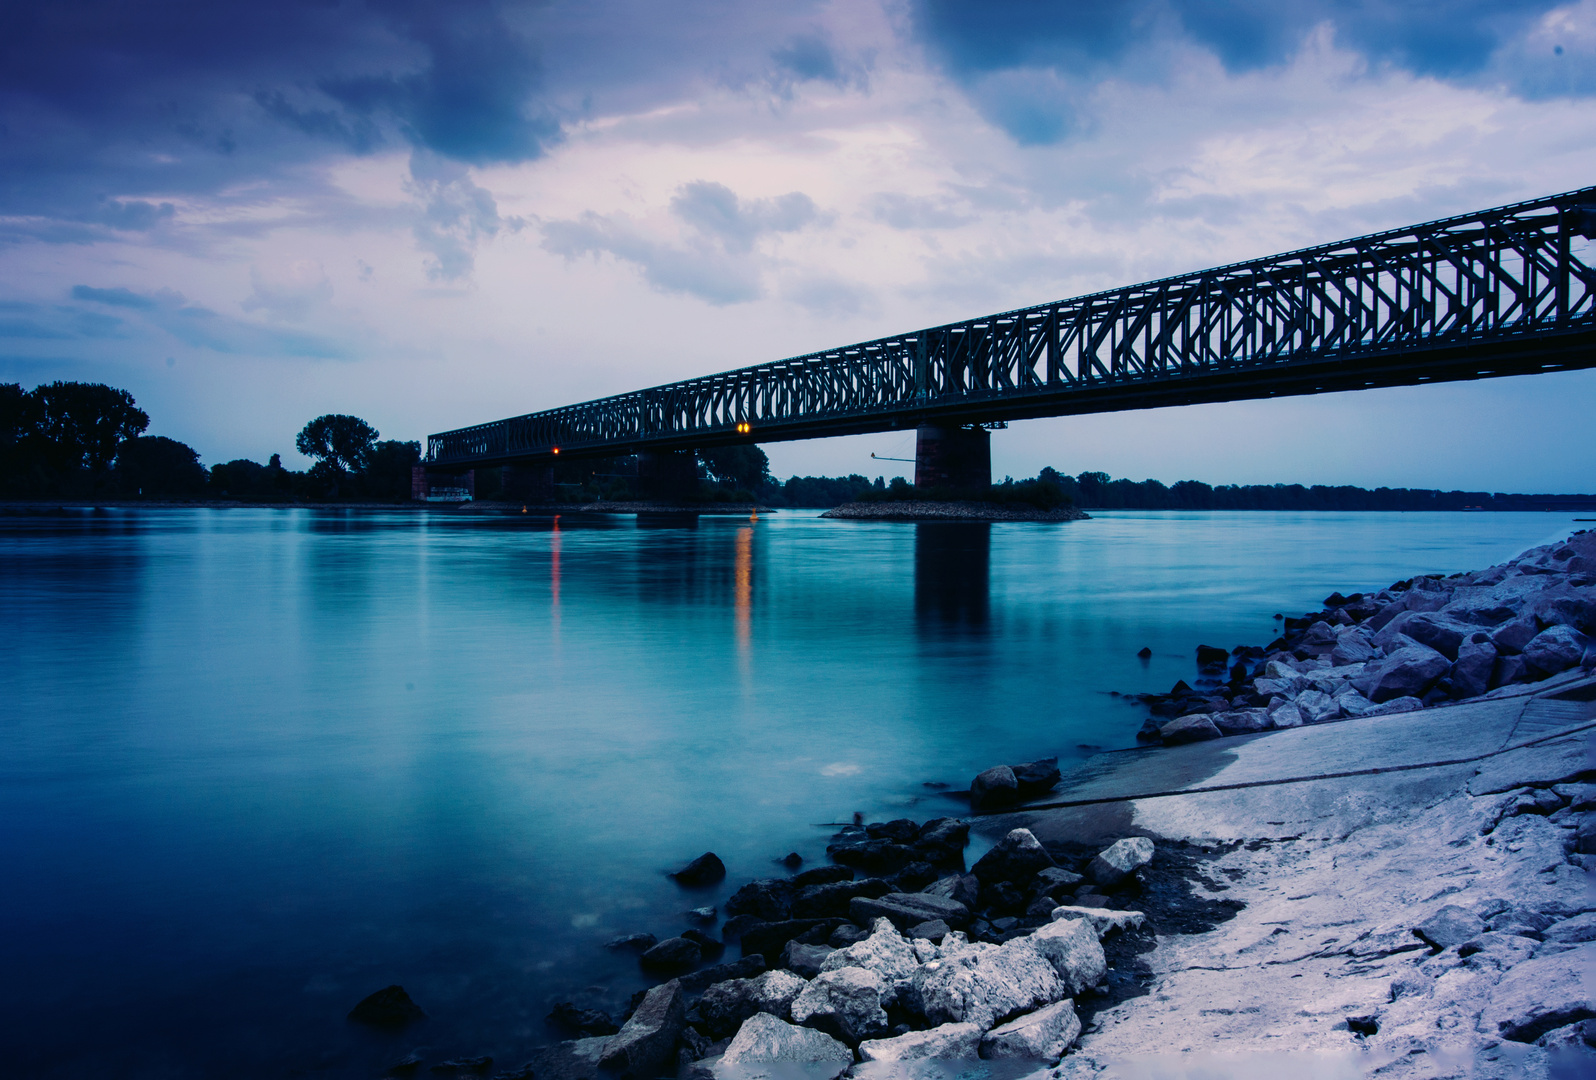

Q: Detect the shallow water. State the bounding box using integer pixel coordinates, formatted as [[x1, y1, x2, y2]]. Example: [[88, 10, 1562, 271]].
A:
[[0, 506, 1578, 1077]]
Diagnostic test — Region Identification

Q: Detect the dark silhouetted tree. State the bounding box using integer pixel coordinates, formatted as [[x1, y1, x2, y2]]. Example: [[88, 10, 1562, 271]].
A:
[[115, 436, 207, 497], [362, 439, 421, 501], [28, 381, 148, 475], [700, 445, 770, 492], [296, 414, 377, 496]]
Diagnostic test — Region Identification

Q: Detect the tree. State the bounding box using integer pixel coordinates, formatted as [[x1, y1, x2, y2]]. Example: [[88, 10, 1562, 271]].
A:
[[362, 439, 421, 501], [28, 381, 148, 473], [296, 414, 378, 475], [114, 436, 207, 497], [700, 445, 770, 492]]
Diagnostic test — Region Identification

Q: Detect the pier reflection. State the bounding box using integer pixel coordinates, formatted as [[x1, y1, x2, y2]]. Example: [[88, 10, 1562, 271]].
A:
[[913, 522, 991, 629]]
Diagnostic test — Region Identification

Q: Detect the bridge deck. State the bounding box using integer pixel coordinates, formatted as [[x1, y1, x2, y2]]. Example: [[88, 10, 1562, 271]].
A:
[[428, 187, 1596, 468]]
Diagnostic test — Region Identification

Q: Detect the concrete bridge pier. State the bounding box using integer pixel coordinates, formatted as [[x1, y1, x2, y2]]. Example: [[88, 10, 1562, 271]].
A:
[[638, 449, 700, 502], [914, 423, 990, 491], [412, 467, 476, 501], [498, 464, 556, 503]]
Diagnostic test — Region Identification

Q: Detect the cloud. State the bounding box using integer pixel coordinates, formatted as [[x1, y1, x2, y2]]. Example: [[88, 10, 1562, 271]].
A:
[[69, 283, 348, 358], [71, 285, 157, 309], [241, 261, 334, 321], [542, 180, 823, 304], [406, 151, 516, 281]]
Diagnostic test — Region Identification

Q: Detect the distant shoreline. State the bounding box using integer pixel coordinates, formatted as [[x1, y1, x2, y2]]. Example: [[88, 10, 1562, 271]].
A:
[[822, 500, 1090, 522]]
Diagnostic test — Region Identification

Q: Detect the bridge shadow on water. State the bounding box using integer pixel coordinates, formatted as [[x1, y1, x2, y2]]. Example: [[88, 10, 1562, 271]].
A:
[[914, 521, 991, 631]]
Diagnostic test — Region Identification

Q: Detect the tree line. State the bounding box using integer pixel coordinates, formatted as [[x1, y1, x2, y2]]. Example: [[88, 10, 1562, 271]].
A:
[[1, 381, 418, 501]]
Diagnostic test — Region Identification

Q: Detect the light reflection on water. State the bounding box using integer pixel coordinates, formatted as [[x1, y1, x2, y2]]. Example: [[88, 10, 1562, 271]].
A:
[[0, 506, 1577, 1078]]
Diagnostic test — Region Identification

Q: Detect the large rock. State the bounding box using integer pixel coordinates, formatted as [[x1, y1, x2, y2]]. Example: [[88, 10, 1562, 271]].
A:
[[599, 979, 685, 1078], [780, 940, 835, 978], [1413, 905, 1485, 951], [1049, 905, 1146, 938], [1480, 944, 1596, 1042], [670, 852, 726, 886], [724, 879, 795, 921], [347, 985, 426, 1029], [1449, 639, 1498, 699], [790, 966, 889, 1044], [820, 917, 920, 988], [528, 1036, 609, 1080], [1524, 625, 1591, 676], [792, 878, 892, 918], [979, 1000, 1081, 1063], [972, 828, 1057, 885], [857, 1022, 983, 1062], [851, 892, 970, 930], [792, 865, 854, 887], [720, 1013, 853, 1076], [1491, 616, 1540, 655], [698, 969, 807, 1038], [913, 818, 972, 864], [1331, 634, 1379, 666], [1012, 758, 1062, 798], [739, 919, 839, 961], [640, 936, 700, 972], [1294, 689, 1341, 724], [1087, 837, 1155, 887], [679, 954, 766, 993], [909, 935, 1065, 1030], [923, 873, 980, 909], [970, 765, 1019, 812], [1029, 917, 1108, 996], [1213, 708, 1272, 734], [1352, 644, 1450, 703], [1400, 613, 1471, 660], [1160, 714, 1222, 744]]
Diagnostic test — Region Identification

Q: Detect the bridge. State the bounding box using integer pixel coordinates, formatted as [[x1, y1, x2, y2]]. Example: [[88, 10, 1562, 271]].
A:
[[424, 186, 1596, 496]]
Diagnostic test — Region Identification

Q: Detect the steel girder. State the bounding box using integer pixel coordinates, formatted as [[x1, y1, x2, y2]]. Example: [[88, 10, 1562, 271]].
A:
[[427, 187, 1596, 467]]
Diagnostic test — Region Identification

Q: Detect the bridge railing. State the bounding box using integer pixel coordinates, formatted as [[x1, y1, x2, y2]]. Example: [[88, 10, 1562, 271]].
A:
[[427, 187, 1596, 466]]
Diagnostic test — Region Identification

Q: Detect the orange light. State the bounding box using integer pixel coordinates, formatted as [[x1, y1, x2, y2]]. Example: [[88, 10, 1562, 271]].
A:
[[552, 447, 560, 454]]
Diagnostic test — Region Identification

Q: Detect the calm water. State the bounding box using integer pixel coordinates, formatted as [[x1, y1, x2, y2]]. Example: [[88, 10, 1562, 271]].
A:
[[0, 507, 1579, 1077]]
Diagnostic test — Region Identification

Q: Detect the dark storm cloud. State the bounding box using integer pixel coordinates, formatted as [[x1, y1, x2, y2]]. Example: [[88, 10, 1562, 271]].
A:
[[910, 0, 1581, 143]]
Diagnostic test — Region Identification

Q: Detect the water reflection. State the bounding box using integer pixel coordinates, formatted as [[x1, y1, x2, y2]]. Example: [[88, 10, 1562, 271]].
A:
[[914, 522, 991, 629], [735, 523, 753, 660]]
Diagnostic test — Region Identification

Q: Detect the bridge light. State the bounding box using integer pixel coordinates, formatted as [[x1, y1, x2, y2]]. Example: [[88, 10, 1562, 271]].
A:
[[552, 447, 560, 454]]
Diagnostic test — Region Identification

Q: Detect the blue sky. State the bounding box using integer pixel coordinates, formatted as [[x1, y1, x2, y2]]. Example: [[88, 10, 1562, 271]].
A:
[[2, 0, 1594, 489]]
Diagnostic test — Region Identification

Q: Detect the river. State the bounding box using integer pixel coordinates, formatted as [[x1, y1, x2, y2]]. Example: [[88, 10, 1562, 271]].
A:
[[0, 506, 1579, 1077]]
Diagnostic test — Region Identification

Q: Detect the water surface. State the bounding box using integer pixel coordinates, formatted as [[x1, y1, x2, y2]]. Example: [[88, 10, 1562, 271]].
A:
[[0, 507, 1577, 1077]]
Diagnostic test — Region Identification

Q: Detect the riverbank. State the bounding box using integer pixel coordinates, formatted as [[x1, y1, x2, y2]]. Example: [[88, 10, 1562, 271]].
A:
[[822, 501, 1089, 522], [479, 529, 1593, 1080]]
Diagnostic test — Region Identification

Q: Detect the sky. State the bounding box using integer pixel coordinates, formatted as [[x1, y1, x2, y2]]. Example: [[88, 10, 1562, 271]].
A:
[[2, 0, 1595, 491]]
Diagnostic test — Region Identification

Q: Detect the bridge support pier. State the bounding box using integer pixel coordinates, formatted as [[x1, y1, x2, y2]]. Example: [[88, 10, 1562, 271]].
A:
[[638, 449, 700, 502], [915, 424, 990, 492], [413, 467, 475, 502], [499, 464, 556, 503]]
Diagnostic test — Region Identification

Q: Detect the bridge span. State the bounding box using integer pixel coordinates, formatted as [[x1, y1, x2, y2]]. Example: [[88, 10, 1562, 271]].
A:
[[425, 186, 1596, 495]]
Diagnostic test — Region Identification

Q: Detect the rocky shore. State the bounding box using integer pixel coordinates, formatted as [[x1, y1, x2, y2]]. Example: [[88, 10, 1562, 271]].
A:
[[345, 529, 1595, 1079], [1132, 529, 1596, 746], [822, 501, 1089, 522]]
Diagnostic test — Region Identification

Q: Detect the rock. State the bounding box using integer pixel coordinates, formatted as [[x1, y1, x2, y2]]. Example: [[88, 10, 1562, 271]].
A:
[[1294, 689, 1341, 724], [1487, 906, 1556, 935], [429, 1057, 492, 1075], [972, 828, 1057, 885], [914, 818, 972, 862], [866, 818, 921, 843], [687, 905, 717, 923], [600, 979, 686, 1079], [781, 851, 804, 869], [1543, 913, 1596, 944], [792, 878, 891, 918], [1524, 625, 1591, 675], [781, 941, 834, 978], [858, 1022, 984, 1062], [528, 1036, 608, 1080], [1368, 695, 1424, 716], [679, 954, 766, 993], [1137, 646, 1152, 658], [671, 852, 726, 886], [1481, 944, 1596, 1042], [1332, 634, 1379, 666], [604, 932, 658, 952], [827, 838, 916, 875], [348, 985, 426, 1030], [1577, 817, 1596, 855], [1448, 640, 1497, 698], [1029, 916, 1108, 996], [979, 999, 1081, 1063], [909, 934, 1065, 1030], [790, 966, 890, 1044], [1030, 866, 1085, 902], [829, 923, 870, 947], [820, 917, 920, 989], [970, 765, 1019, 812], [1049, 905, 1146, 938], [910, 919, 951, 942], [924, 873, 980, 909], [792, 865, 854, 887], [724, 879, 794, 921], [1414, 905, 1486, 951], [1012, 758, 1061, 798], [1352, 644, 1451, 703], [1087, 837, 1155, 887], [1270, 702, 1304, 728], [1196, 644, 1230, 666], [548, 1002, 619, 1037], [851, 892, 971, 930], [1160, 714, 1222, 744], [720, 1013, 852, 1076], [893, 861, 940, 892], [1491, 616, 1539, 654], [1213, 708, 1272, 734], [739, 919, 840, 961], [698, 969, 808, 1038], [640, 936, 701, 972], [1401, 613, 1471, 660]]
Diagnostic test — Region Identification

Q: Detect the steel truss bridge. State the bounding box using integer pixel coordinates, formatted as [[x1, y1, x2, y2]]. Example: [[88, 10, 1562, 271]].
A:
[[427, 187, 1596, 468]]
